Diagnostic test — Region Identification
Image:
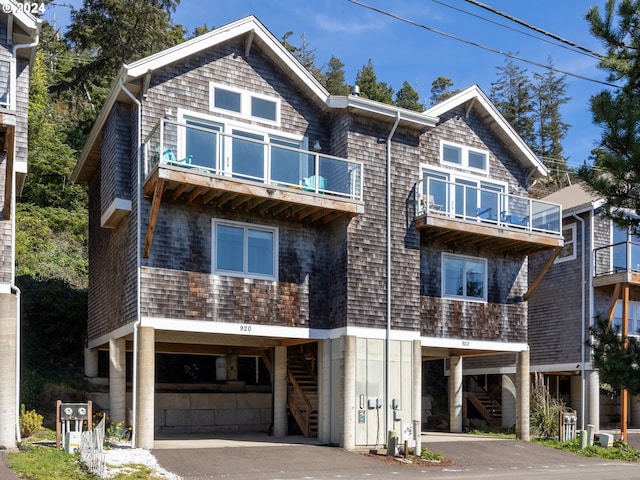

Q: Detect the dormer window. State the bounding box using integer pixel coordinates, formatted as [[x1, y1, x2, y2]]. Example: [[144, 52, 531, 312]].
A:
[[210, 83, 280, 125], [441, 141, 488, 172]]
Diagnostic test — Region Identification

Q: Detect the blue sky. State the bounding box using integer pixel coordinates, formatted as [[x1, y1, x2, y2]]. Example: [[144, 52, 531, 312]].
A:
[[44, 0, 612, 170]]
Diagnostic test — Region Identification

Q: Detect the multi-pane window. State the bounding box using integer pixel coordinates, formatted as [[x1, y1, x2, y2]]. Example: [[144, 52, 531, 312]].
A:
[[440, 141, 488, 172], [213, 220, 278, 280], [556, 223, 576, 263], [210, 83, 280, 124], [612, 301, 640, 336], [442, 253, 487, 301]]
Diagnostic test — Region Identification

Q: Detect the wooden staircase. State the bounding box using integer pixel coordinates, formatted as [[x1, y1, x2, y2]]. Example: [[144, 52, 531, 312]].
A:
[[466, 392, 502, 427], [261, 344, 318, 438]]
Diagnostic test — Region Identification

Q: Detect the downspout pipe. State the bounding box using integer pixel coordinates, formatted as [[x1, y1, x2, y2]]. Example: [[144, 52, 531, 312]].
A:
[[12, 30, 40, 447], [385, 112, 400, 436], [118, 79, 142, 447], [572, 213, 586, 431]]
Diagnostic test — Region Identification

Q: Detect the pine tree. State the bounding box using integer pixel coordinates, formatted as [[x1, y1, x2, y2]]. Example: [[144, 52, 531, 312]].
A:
[[578, 0, 640, 230], [395, 81, 423, 111], [355, 59, 394, 104], [429, 76, 460, 105], [490, 56, 536, 147], [323, 56, 350, 95]]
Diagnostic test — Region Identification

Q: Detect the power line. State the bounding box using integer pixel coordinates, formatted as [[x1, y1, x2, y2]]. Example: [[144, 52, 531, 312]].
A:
[[433, 0, 602, 60], [462, 0, 604, 60], [346, 0, 620, 89]]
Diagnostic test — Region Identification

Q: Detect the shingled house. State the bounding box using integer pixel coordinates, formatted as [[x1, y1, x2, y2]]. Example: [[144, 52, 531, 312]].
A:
[[0, 2, 39, 450], [72, 15, 563, 449], [529, 183, 640, 437]]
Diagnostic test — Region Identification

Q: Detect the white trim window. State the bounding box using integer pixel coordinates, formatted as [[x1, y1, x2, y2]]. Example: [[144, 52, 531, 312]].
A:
[[212, 220, 278, 280], [210, 82, 280, 125], [612, 300, 640, 336], [440, 140, 489, 173], [556, 223, 577, 263], [442, 253, 487, 301]]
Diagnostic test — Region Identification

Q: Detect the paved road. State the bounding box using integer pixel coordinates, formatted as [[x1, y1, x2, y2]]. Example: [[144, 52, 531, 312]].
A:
[[151, 433, 640, 480]]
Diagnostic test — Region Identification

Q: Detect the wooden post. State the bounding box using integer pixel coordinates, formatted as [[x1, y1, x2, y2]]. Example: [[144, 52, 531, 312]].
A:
[[55, 400, 61, 449], [621, 283, 629, 442]]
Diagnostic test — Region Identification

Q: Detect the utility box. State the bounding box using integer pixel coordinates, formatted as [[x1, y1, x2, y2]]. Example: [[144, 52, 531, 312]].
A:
[[599, 433, 613, 448], [65, 431, 81, 453]]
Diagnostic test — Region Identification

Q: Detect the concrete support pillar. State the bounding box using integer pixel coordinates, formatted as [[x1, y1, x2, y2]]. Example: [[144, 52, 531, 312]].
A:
[[318, 339, 331, 444], [449, 356, 463, 433], [516, 350, 530, 441], [84, 347, 99, 378], [272, 346, 287, 437], [588, 370, 600, 432], [501, 374, 516, 429], [226, 354, 238, 381], [109, 337, 126, 424], [0, 294, 17, 449], [342, 335, 356, 450], [135, 327, 155, 449], [412, 340, 422, 452]]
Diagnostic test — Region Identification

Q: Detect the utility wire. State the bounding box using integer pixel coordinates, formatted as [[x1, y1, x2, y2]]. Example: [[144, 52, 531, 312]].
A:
[[346, 0, 620, 89], [463, 0, 604, 59], [433, 0, 602, 60]]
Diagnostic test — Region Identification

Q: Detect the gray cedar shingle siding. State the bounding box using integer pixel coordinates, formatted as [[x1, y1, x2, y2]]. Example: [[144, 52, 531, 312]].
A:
[[101, 102, 132, 211]]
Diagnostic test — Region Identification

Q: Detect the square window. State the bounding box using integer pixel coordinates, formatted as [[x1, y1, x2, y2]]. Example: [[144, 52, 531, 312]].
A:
[[556, 224, 576, 263], [468, 150, 487, 170], [442, 254, 487, 301], [251, 96, 277, 121], [442, 144, 462, 164], [213, 87, 241, 113], [213, 220, 278, 280]]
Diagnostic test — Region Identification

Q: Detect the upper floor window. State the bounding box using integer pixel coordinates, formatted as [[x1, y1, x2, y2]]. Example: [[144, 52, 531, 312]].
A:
[[442, 253, 487, 301], [441, 141, 488, 172], [612, 300, 640, 336], [556, 223, 576, 263], [210, 83, 280, 125], [212, 220, 278, 280]]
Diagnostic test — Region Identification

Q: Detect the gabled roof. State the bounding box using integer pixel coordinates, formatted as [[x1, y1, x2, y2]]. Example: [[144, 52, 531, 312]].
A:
[[542, 182, 605, 215], [0, 0, 40, 58], [73, 15, 437, 183], [425, 84, 547, 179]]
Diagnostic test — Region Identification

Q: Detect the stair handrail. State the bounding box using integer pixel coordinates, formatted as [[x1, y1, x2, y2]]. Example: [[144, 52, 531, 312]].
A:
[[468, 375, 501, 418]]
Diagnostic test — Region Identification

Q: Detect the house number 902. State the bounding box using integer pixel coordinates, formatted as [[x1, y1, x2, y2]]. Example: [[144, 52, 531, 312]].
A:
[[240, 325, 252, 332]]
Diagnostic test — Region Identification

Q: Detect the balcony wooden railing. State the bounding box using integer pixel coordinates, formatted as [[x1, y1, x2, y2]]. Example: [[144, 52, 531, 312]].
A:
[[143, 119, 363, 201]]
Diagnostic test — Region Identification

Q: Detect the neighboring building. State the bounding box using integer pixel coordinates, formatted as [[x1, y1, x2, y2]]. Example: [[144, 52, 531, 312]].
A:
[[530, 182, 640, 434], [0, 1, 39, 450], [72, 16, 563, 449]]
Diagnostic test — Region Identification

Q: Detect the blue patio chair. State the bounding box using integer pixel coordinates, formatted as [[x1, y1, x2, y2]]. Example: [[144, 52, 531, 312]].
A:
[[477, 207, 496, 221], [302, 175, 327, 192]]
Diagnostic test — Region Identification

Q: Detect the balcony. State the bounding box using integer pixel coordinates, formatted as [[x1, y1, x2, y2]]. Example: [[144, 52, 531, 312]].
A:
[[141, 119, 364, 257], [594, 241, 640, 287], [413, 177, 563, 256]]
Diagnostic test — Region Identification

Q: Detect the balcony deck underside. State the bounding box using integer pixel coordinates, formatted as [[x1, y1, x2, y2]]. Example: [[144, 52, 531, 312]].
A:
[[593, 271, 640, 288], [142, 166, 364, 257], [415, 214, 563, 256]]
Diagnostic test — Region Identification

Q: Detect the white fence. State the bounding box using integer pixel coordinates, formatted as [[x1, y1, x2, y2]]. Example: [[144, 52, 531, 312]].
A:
[[79, 415, 106, 477]]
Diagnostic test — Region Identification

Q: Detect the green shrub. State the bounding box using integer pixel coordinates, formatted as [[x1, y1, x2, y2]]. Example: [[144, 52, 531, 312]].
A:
[[530, 372, 566, 439], [20, 404, 43, 438]]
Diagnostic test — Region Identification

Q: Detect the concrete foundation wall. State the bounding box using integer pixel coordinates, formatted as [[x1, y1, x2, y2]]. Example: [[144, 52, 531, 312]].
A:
[[0, 293, 16, 449]]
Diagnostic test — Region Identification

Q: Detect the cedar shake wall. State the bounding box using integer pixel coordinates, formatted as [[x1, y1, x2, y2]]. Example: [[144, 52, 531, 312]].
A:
[[140, 201, 342, 330], [0, 153, 9, 283], [528, 212, 591, 366], [87, 105, 138, 341], [418, 108, 529, 343], [101, 102, 132, 207]]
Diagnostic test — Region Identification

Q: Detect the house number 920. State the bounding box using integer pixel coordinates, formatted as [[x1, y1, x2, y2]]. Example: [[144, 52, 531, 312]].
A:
[[240, 325, 252, 332]]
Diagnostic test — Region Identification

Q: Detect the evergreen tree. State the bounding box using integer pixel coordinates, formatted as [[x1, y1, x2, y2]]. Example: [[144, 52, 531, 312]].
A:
[[532, 59, 570, 163], [490, 56, 536, 147], [578, 0, 640, 230], [429, 76, 460, 105], [323, 55, 350, 95], [281, 31, 324, 83], [590, 317, 640, 395], [395, 81, 423, 111], [355, 59, 393, 104]]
